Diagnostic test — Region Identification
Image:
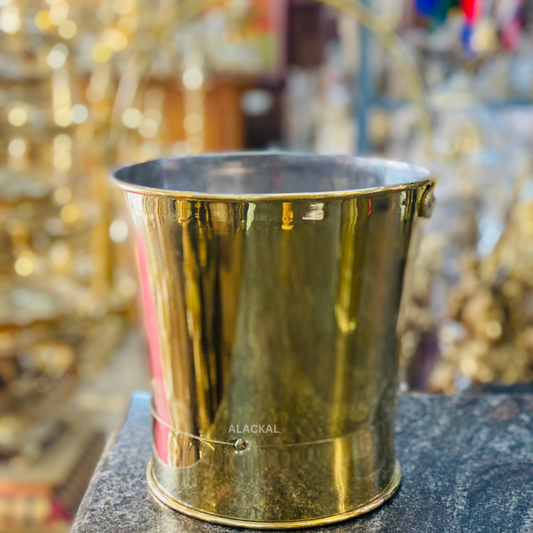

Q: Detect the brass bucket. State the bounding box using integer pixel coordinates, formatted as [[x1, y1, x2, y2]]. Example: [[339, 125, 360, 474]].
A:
[[113, 153, 434, 529]]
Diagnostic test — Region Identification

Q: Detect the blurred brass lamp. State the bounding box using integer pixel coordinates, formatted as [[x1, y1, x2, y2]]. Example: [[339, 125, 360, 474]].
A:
[[113, 153, 434, 528]]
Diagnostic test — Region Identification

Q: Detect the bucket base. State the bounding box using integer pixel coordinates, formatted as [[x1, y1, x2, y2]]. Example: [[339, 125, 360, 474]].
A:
[[147, 459, 401, 529]]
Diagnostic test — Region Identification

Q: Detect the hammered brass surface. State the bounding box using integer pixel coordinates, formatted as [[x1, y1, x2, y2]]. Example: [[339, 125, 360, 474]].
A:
[[113, 153, 434, 527]]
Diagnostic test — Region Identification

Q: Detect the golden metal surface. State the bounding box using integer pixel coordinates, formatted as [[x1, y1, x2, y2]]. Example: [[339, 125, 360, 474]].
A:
[[147, 459, 402, 529], [114, 153, 433, 527]]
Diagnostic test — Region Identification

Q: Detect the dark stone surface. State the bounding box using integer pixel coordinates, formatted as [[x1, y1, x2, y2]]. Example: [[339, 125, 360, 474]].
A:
[[72, 393, 533, 533]]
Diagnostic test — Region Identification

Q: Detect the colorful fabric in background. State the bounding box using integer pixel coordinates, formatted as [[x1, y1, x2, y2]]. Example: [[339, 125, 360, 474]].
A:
[[415, 0, 456, 23], [460, 0, 481, 55], [461, 0, 483, 21], [497, 0, 525, 50], [416, 0, 526, 55]]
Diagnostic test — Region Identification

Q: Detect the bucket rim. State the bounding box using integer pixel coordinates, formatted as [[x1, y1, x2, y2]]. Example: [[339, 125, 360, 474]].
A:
[[112, 152, 434, 202]]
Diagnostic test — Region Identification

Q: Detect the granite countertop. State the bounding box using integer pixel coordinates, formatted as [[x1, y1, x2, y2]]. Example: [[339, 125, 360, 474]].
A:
[[72, 393, 533, 533]]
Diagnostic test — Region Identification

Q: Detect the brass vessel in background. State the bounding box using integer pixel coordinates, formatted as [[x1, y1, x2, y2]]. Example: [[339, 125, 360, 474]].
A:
[[114, 153, 434, 528]]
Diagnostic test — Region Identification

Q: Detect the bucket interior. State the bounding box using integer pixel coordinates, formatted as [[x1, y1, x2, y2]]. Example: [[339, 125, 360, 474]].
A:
[[114, 153, 430, 196]]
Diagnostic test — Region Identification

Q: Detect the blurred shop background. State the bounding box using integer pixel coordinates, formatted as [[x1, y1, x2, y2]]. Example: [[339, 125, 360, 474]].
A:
[[1, 0, 533, 530]]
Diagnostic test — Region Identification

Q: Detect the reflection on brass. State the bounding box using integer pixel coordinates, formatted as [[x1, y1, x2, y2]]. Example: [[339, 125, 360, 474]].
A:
[[114, 153, 434, 528], [147, 459, 402, 529]]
